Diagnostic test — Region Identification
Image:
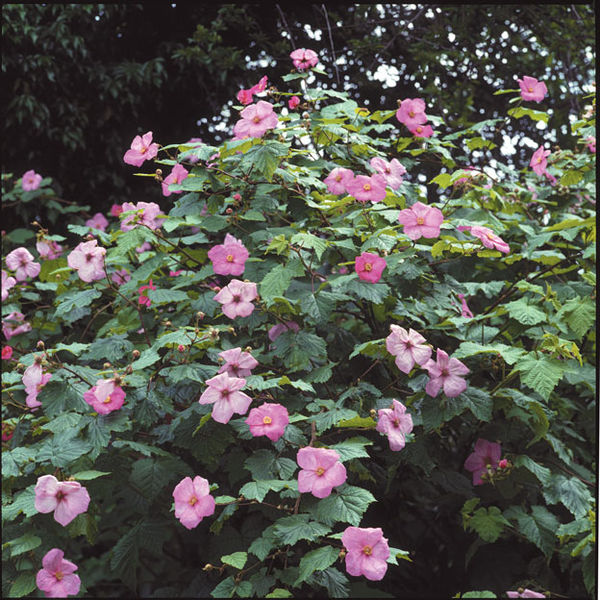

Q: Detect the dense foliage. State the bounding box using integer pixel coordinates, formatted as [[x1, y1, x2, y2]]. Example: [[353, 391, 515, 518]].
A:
[[2, 15, 597, 600]]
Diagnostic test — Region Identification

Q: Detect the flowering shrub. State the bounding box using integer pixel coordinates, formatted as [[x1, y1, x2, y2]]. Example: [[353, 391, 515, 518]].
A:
[[1, 49, 596, 600]]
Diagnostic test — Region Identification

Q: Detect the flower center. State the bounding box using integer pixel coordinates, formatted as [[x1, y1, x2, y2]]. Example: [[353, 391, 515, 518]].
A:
[[315, 466, 325, 476], [232, 295, 241, 303], [528, 87, 533, 92], [364, 262, 372, 272], [56, 491, 65, 501], [393, 419, 400, 428], [103, 395, 111, 404], [226, 254, 234, 262], [416, 216, 425, 225], [486, 232, 495, 240], [263, 416, 272, 425], [140, 146, 147, 154], [363, 183, 371, 191], [416, 126, 423, 133], [20, 258, 28, 267], [188, 495, 198, 506], [253, 116, 261, 123], [85, 253, 94, 262], [441, 368, 449, 377], [409, 110, 415, 118], [55, 571, 64, 581], [363, 545, 373, 556]]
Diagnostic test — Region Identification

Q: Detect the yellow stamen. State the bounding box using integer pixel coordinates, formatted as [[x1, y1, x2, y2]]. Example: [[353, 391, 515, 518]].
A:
[[363, 545, 372, 556], [263, 416, 272, 425], [253, 116, 260, 123], [316, 467, 325, 476], [226, 254, 234, 262], [103, 395, 111, 404], [416, 216, 425, 225], [363, 183, 371, 191], [189, 496, 198, 506], [55, 571, 64, 581], [364, 263, 372, 272]]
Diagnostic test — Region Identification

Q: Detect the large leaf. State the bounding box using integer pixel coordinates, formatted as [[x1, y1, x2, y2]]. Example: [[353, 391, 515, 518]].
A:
[[273, 514, 331, 545], [294, 545, 340, 585], [513, 355, 567, 400], [314, 485, 376, 526]]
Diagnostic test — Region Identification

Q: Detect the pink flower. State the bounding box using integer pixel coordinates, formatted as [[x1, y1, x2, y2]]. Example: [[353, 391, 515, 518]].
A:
[[198, 372, 252, 424], [342, 526, 390, 581], [370, 157, 406, 189], [67, 240, 106, 282], [396, 98, 427, 129], [123, 131, 159, 167], [110, 204, 123, 217], [83, 378, 126, 415], [2, 422, 14, 441], [2, 311, 32, 340], [111, 268, 131, 285], [5, 247, 41, 281], [161, 163, 189, 197], [499, 459, 509, 469], [457, 293, 474, 318], [120, 201, 164, 231], [506, 589, 545, 598], [214, 279, 258, 319], [22, 169, 43, 191], [2, 346, 13, 360], [297, 446, 347, 498], [36, 240, 63, 260], [355, 252, 386, 283], [466, 225, 510, 254], [385, 324, 432, 374], [138, 279, 156, 307], [530, 146, 550, 176], [586, 136, 596, 153], [324, 167, 355, 195], [376, 399, 413, 451], [233, 100, 279, 139], [290, 48, 318, 70], [424, 348, 469, 398], [36, 548, 81, 598], [208, 233, 249, 276], [23, 362, 52, 409], [518, 76, 548, 103], [464, 438, 502, 486], [85, 212, 109, 232], [397, 201, 444, 240], [218, 347, 259, 377], [346, 174, 387, 203], [288, 95, 300, 110], [237, 75, 269, 105], [184, 138, 203, 164], [2, 270, 17, 301], [34, 474, 90, 526], [268, 321, 300, 342], [169, 269, 183, 277], [409, 124, 434, 138], [245, 402, 289, 441], [172, 476, 216, 529], [136, 241, 152, 254]]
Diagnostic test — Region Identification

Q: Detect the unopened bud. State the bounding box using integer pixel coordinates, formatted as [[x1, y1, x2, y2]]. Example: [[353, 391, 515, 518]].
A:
[[244, 346, 252, 353], [369, 409, 377, 418], [339, 549, 346, 558], [125, 365, 133, 374], [155, 169, 163, 176], [103, 362, 111, 369], [196, 311, 205, 320], [228, 327, 235, 334], [233, 193, 241, 202], [85, 234, 95, 241], [132, 349, 140, 359], [498, 459, 508, 469], [36, 340, 45, 349], [113, 375, 123, 386], [225, 207, 233, 214], [177, 344, 185, 352], [203, 563, 214, 572], [16, 363, 25, 371], [301, 111, 310, 119]]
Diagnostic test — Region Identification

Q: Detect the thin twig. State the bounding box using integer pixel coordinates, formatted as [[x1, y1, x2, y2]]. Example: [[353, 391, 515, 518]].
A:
[[276, 5, 295, 49], [321, 4, 340, 87]]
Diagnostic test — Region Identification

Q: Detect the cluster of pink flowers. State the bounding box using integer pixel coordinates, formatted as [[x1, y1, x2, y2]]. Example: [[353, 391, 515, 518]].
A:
[[214, 279, 258, 319], [297, 447, 347, 498], [376, 399, 413, 451], [123, 131, 159, 167], [342, 526, 390, 581], [22, 169, 43, 191], [35, 474, 90, 526], [396, 98, 434, 138], [2, 311, 32, 340], [67, 240, 106, 282], [162, 164, 189, 197], [355, 252, 387, 283], [198, 372, 252, 424], [518, 76, 548, 103], [120, 201, 164, 231], [246, 402, 289, 441], [208, 233, 249, 276], [23, 360, 52, 409], [464, 438, 503, 485], [323, 167, 355, 195], [83, 378, 126, 415], [370, 157, 406, 189], [36, 548, 81, 598], [172, 475, 216, 529], [233, 100, 279, 139], [237, 75, 268, 105], [290, 48, 318, 70], [5, 247, 41, 281], [36, 239, 63, 260]]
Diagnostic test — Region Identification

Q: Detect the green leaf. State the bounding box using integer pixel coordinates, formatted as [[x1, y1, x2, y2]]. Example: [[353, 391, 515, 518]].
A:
[[507, 106, 549, 123], [468, 506, 510, 543], [210, 576, 236, 598], [559, 170, 584, 186], [146, 288, 190, 305], [329, 436, 373, 461], [337, 416, 377, 429], [308, 567, 350, 597], [265, 589, 293, 598], [131, 347, 161, 370], [315, 485, 376, 526], [273, 515, 331, 545], [290, 232, 328, 260], [129, 457, 180, 501], [72, 470, 111, 480], [8, 572, 36, 598], [294, 545, 340, 585], [7, 532, 42, 557], [513, 455, 552, 486], [240, 142, 288, 182], [80, 334, 134, 362], [2, 486, 37, 521], [260, 263, 295, 305], [513, 355, 567, 400], [557, 296, 595, 339], [54, 342, 90, 356], [542, 474, 593, 519], [504, 298, 546, 325], [55, 289, 101, 318], [453, 341, 526, 366], [239, 480, 294, 502], [462, 592, 497, 599], [503, 506, 554, 557], [221, 551, 247, 569]]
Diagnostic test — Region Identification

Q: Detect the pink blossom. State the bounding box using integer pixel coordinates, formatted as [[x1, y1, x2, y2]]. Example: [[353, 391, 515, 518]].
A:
[[376, 399, 413, 451], [34, 474, 90, 526], [233, 100, 279, 139], [172, 476, 216, 529], [342, 526, 390, 581], [169, 269, 183, 277], [339, 266, 348, 274], [83, 378, 126, 415], [36, 239, 63, 260], [161, 163, 189, 197], [530, 146, 550, 176], [110, 204, 123, 217], [2, 346, 13, 360], [111, 268, 131, 285], [184, 138, 204, 164], [370, 157, 406, 189], [213, 279, 258, 319], [208, 233, 249, 276], [346, 174, 387, 203], [2, 311, 32, 340], [457, 293, 474, 318], [136, 241, 152, 254], [464, 438, 502, 486], [409, 124, 434, 138], [324, 167, 355, 195], [218, 347, 259, 377], [424, 348, 469, 398], [36, 548, 81, 598], [518, 76, 548, 103], [586, 136, 596, 153], [237, 75, 269, 105], [85, 212, 109, 231], [499, 459, 508, 469], [245, 402, 289, 441], [396, 98, 427, 129], [290, 48, 318, 70], [23, 362, 52, 409], [67, 240, 106, 282], [297, 447, 347, 498], [22, 169, 43, 191], [506, 591, 545, 599], [397, 201, 444, 240], [198, 372, 252, 424], [385, 324, 432, 374], [138, 279, 156, 307], [2, 270, 17, 301], [355, 252, 386, 283], [268, 321, 300, 342], [2, 422, 14, 441], [120, 201, 164, 231], [544, 171, 557, 186], [288, 95, 300, 110], [123, 131, 159, 167], [468, 225, 510, 254], [5, 247, 41, 281]]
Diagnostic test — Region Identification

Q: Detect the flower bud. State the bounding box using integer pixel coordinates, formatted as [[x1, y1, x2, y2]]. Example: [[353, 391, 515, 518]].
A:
[[103, 362, 111, 369], [233, 193, 241, 202], [36, 340, 45, 349], [369, 409, 377, 418], [132, 349, 140, 359], [203, 564, 214, 572], [34, 354, 44, 365], [225, 207, 233, 214], [177, 344, 185, 352], [498, 459, 508, 469], [244, 346, 252, 353], [196, 311, 205, 320], [125, 365, 133, 374], [113, 375, 123, 385]]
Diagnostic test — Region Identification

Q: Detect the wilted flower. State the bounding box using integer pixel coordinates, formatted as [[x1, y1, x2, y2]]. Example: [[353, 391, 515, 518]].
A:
[[23, 362, 51, 409], [506, 589, 545, 598], [466, 225, 510, 254], [138, 279, 156, 307], [2, 311, 32, 340], [288, 95, 300, 110]]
